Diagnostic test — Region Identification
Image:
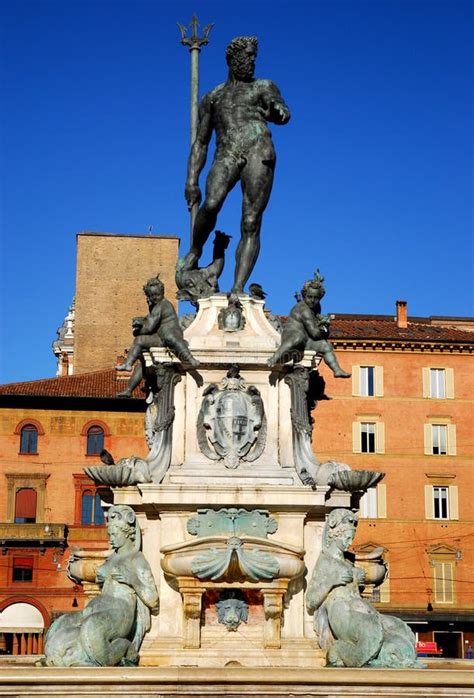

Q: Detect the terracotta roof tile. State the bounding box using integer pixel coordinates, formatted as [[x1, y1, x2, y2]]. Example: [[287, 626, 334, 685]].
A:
[[329, 317, 474, 343], [0, 368, 143, 399]]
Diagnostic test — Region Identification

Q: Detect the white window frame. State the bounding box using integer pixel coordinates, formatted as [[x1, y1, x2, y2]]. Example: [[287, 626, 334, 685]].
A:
[[361, 422, 376, 453], [352, 366, 383, 397], [432, 424, 447, 455], [424, 484, 459, 520], [430, 369, 446, 399], [422, 367, 454, 399], [433, 486, 449, 520], [360, 366, 375, 397]]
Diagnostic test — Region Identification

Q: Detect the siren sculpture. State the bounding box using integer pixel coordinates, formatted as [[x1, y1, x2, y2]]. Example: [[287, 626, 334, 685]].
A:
[[43, 505, 158, 667], [306, 509, 424, 668]]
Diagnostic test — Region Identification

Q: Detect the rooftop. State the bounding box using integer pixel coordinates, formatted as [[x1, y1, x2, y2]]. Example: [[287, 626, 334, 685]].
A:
[[0, 313, 472, 399]]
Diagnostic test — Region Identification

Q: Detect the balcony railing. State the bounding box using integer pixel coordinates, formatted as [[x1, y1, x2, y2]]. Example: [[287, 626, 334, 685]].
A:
[[0, 522, 67, 551]]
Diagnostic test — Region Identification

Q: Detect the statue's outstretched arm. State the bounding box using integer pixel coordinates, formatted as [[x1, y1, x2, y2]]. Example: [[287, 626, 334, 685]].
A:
[[185, 94, 213, 209], [260, 80, 291, 125]]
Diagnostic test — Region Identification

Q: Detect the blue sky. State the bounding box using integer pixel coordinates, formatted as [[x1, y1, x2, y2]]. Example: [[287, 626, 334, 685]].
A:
[[1, 0, 472, 383]]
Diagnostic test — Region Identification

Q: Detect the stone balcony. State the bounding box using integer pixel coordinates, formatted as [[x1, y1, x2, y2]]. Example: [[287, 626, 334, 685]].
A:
[[0, 522, 67, 553]]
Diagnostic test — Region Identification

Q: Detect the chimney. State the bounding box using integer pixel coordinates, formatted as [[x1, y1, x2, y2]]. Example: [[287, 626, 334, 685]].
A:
[[396, 300, 408, 328]]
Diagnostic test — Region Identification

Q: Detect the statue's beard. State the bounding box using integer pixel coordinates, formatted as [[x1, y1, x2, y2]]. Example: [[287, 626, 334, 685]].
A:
[[230, 55, 255, 81]]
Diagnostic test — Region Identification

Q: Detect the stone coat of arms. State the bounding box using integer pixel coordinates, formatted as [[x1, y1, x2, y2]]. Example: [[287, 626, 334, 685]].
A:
[[197, 365, 266, 468]]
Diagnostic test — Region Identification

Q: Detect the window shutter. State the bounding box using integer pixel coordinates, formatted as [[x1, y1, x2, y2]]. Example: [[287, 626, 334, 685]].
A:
[[449, 486, 459, 520], [425, 485, 434, 519], [352, 422, 361, 453], [379, 576, 390, 603], [447, 424, 457, 456], [352, 367, 360, 397], [422, 368, 430, 398], [14, 488, 37, 520], [423, 424, 432, 455], [445, 368, 454, 399], [375, 366, 384, 397], [375, 422, 385, 453], [377, 483, 387, 518]]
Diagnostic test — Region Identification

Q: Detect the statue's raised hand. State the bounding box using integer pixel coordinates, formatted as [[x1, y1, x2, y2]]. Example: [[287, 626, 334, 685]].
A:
[[185, 182, 202, 211]]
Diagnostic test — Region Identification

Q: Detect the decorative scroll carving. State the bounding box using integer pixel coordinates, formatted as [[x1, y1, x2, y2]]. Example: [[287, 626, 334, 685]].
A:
[[84, 362, 182, 486]]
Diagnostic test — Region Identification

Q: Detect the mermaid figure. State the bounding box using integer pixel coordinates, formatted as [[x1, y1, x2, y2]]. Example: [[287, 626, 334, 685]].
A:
[[43, 505, 158, 666], [306, 509, 424, 668]]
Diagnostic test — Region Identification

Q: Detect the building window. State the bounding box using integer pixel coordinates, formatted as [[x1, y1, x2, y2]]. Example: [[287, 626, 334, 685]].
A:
[[423, 367, 454, 399], [360, 367, 375, 396], [352, 366, 383, 397], [12, 557, 34, 582], [359, 484, 387, 518], [14, 488, 37, 523], [432, 425, 447, 455], [19, 425, 38, 454], [81, 489, 106, 525], [433, 561, 454, 604], [424, 423, 456, 456], [353, 421, 385, 454], [86, 426, 104, 455], [425, 484, 459, 520], [361, 422, 376, 453], [433, 486, 449, 520], [430, 369, 446, 399]]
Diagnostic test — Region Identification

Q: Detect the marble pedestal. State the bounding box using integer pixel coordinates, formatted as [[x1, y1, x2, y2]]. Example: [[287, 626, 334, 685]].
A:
[[112, 296, 349, 668]]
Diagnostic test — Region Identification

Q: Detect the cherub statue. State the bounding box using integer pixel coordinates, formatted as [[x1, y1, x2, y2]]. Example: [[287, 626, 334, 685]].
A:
[[117, 274, 199, 397], [267, 270, 350, 378], [43, 505, 158, 666], [306, 509, 423, 668]]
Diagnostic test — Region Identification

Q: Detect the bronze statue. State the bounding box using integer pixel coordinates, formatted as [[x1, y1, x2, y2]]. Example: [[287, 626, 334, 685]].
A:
[[43, 505, 158, 666], [117, 274, 199, 397], [307, 509, 423, 668], [180, 36, 290, 299], [268, 271, 350, 378]]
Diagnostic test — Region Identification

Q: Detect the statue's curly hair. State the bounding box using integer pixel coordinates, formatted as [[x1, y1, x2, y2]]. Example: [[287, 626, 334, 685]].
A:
[[322, 508, 357, 550], [143, 273, 164, 297], [226, 36, 258, 66], [301, 269, 325, 300]]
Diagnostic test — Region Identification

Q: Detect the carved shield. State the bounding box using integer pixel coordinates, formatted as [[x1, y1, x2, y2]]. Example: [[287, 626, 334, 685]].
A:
[[197, 370, 266, 469]]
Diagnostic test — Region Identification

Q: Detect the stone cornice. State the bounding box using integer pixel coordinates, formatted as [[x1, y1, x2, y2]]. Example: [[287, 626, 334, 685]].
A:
[[332, 339, 473, 354]]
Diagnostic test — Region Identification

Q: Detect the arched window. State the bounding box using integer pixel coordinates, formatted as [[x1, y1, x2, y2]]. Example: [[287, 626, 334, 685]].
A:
[[19, 425, 38, 454], [14, 488, 37, 523], [81, 489, 106, 525], [86, 426, 104, 455]]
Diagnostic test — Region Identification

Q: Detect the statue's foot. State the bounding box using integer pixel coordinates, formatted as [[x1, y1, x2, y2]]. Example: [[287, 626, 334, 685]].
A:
[[183, 355, 200, 368], [333, 369, 351, 378], [117, 389, 133, 398], [116, 363, 132, 371]]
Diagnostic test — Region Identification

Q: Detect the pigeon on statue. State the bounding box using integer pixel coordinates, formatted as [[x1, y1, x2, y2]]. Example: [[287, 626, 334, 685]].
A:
[[100, 449, 115, 465], [249, 283, 267, 301]]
